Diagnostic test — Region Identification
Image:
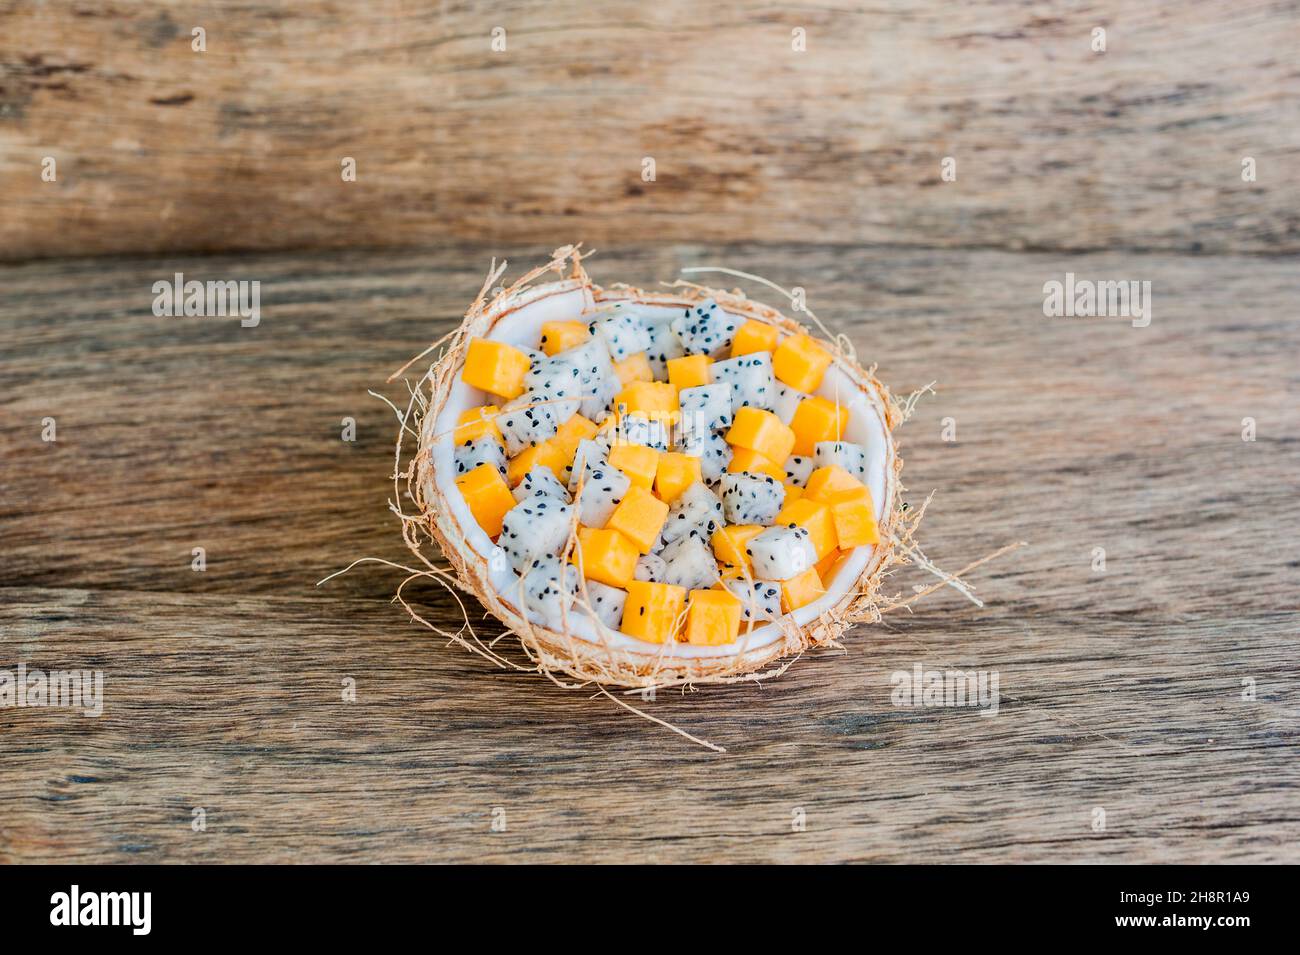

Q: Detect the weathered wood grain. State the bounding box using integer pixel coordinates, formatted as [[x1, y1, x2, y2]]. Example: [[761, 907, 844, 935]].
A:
[[1, 1, 1297, 260], [1, 244, 1297, 862]]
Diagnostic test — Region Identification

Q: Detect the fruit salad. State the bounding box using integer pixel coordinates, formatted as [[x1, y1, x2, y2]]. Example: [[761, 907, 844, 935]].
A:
[[451, 299, 880, 647]]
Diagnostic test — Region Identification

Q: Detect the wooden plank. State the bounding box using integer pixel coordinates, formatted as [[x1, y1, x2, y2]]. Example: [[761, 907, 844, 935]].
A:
[[1, 1, 1297, 260], [2, 243, 1298, 862]]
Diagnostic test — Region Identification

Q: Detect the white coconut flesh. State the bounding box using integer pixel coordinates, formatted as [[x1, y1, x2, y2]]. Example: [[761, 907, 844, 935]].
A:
[[430, 282, 894, 661]]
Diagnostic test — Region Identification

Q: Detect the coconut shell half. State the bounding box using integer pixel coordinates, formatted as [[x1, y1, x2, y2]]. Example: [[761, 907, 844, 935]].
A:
[[401, 247, 908, 689]]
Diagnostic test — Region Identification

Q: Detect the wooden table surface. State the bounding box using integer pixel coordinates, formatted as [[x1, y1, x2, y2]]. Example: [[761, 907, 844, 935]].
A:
[[2, 242, 1297, 863]]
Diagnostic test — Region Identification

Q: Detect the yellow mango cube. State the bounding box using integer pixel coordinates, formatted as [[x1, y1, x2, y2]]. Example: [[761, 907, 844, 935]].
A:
[[571, 527, 639, 588], [731, 320, 780, 358], [552, 413, 599, 462], [775, 497, 838, 561], [726, 447, 785, 482], [539, 320, 590, 356], [613, 352, 654, 385], [667, 354, 713, 390], [605, 486, 670, 555], [815, 548, 841, 581], [453, 405, 502, 445], [830, 495, 880, 547], [507, 440, 569, 486], [607, 443, 660, 489], [683, 588, 743, 646], [789, 396, 849, 456], [711, 524, 765, 578], [455, 463, 517, 538], [462, 338, 531, 400], [804, 464, 865, 503], [621, 580, 687, 644], [780, 566, 825, 613], [726, 406, 796, 466], [773, 333, 833, 393], [615, 381, 678, 418], [784, 483, 804, 502], [655, 452, 702, 503]]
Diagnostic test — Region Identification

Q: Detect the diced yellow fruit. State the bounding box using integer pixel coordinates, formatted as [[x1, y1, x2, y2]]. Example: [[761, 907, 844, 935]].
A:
[[731, 320, 780, 358], [683, 589, 743, 646], [780, 566, 825, 613], [607, 443, 660, 489], [815, 548, 841, 580], [775, 497, 838, 561], [539, 320, 590, 356], [666, 354, 713, 390], [726, 447, 786, 482], [726, 406, 796, 466], [655, 452, 702, 503], [507, 440, 568, 486], [711, 524, 765, 578], [553, 414, 599, 462], [461, 338, 531, 400], [615, 381, 678, 418], [773, 333, 833, 393], [621, 580, 687, 644], [613, 352, 654, 385], [789, 396, 850, 456], [804, 464, 865, 503], [784, 483, 804, 502], [605, 486, 670, 555], [830, 495, 880, 547], [571, 527, 639, 588], [455, 463, 517, 538], [453, 405, 502, 445]]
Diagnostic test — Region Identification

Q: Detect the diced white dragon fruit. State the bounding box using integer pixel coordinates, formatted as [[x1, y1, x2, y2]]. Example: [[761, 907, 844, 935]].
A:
[[580, 579, 627, 631], [643, 313, 685, 379], [784, 455, 815, 487], [454, 435, 507, 478], [719, 472, 785, 525], [614, 414, 671, 451], [659, 481, 725, 545], [550, 338, 620, 421], [678, 383, 734, 433], [670, 298, 739, 357], [721, 577, 783, 621], [517, 554, 580, 629], [566, 436, 611, 493], [512, 466, 571, 504], [590, 310, 652, 362], [634, 554, 668, 583], [813, 441, 869, 481], [497, 392, 561, 456], [712, 352, 776, 411], [772, 381, 808, 425], [659, 535, 720, 591], [498, 497, 575, 574], [747, 525, 817, 580], [677, 429, 733, 482], [522, 358, 583, 422], [574, 462, 631, 528]]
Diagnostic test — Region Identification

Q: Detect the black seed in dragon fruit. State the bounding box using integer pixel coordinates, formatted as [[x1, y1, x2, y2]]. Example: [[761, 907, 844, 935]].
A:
[[455, 435, 507, 478], [497, 392, 560, 456], [784, 455, 814, 487], [678, 429, 733, 482], [512, 466, 571, 504], [574, 464, 630, 529], [498, 497, 575, 575], [813, 441, 869, 481], [660, 481, 725, 545], [712, 352, 775, 411], [678, 383, 734, 432], [719, 472, 785, 525], [670, 298, 739, 357], [746, 525, 816, 580], [517, 554, 579, 629], [659, 535, 721, 591], [721, 577, 783, 620], [634, 553, 668, 583]]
